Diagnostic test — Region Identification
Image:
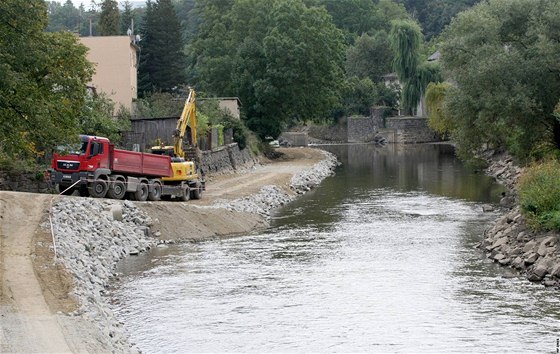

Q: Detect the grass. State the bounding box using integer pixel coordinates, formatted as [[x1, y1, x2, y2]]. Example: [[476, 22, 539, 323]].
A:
[[518, 159, 560, 231]]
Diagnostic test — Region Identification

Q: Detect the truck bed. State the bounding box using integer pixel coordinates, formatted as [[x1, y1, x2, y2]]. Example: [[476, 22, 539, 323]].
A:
[[112, 149, 173, 177]]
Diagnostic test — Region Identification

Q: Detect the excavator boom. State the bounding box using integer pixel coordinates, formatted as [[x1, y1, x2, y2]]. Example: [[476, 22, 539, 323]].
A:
[[173, 88, 197, 158]]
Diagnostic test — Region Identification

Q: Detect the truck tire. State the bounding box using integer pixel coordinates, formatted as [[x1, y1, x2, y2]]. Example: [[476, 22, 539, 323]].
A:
[[148, 182, 162, 201], [107, 180, 126, 200], [134, 182, 149, 201], [179, 186, 190, 202], [88, 179, 108, 198], [190, 185, 201, 200]]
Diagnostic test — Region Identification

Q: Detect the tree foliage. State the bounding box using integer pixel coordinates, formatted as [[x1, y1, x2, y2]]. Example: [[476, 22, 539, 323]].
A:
[[189, 0, 345, 139], [0, 0, 94, 161], [47, 0, 81, 32], [425, 82, 452, 135], [396, 0, 481, 40], [79, 92, 131, 144], [440, 0, 560, 161], [346, 32, 393, 83], [98, 0, 120, 35], [389, 19, 441, 115], [138, 0, 186, 95]]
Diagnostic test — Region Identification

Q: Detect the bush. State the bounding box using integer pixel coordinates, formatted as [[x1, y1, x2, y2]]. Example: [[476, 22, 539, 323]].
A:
[[519, 160, 560, 231]]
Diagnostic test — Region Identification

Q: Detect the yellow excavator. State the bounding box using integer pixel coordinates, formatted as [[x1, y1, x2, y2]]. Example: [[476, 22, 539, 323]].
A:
[[151, 88, 204, 200]]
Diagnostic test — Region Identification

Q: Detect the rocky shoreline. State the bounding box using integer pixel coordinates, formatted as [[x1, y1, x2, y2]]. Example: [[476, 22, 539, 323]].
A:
[[45, 149, 338, 353], [481, 152, 560, 288]]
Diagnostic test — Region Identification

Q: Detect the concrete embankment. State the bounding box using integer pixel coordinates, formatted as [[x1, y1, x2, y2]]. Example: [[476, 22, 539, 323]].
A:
[[481, 153, 560, 288], [46, 149, 338, 352]]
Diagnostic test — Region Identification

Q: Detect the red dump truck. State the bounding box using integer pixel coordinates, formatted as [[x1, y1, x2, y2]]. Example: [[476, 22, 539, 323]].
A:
[[50, 135, 203, 201]]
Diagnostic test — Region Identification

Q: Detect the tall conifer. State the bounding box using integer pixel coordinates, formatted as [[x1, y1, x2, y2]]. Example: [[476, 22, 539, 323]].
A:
[[138, 0, 186, 95], [98, 0, 120, 35]]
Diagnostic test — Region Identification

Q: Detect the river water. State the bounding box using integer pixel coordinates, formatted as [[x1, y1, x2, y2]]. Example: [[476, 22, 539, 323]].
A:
[[112, 144, 560, 353]]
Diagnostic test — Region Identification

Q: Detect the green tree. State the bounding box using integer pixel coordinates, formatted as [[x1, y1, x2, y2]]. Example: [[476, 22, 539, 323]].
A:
[[441, 0, 560, 161], [0, 0, 94, 160], [190, 0, 345, 139], [138, 0, 186, 94], [79, 92, 131, 143], [98, 0, 120, 35], [120, 0, 134, 34], [341, 77, 377, 116], [396, 0, 481, 40], [47, 0, 81, 32], [346, 31, 393, 83], [317, 0, 408, 41]]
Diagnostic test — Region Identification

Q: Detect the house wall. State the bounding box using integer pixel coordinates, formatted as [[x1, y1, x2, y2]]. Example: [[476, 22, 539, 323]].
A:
[[80, 36, 137, 112], [218, 99, 241, 119]]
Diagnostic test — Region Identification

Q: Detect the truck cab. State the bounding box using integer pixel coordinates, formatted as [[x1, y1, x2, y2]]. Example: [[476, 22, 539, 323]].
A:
[[51, 135, 111, 194]]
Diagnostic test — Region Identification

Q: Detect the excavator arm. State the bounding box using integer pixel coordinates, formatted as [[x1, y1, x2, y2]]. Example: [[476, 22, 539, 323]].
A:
[[173, 88, 197, 158]]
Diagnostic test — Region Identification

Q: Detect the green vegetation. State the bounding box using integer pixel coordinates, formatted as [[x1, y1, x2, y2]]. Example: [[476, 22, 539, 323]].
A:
[[519, 160, 560, 231], [425, 82, 452, 136], [396, 0, 481, 40], [138, 0, 186, 94], [440, 0, 560, 162], [0, 0, 94, 165], [98, 0, 120, 36], [389, 19, 442, 115]]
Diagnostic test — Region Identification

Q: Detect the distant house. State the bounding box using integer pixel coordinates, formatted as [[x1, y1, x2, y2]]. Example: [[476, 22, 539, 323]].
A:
[[80, 35, 139, 113], [198, 97, 242, 119]]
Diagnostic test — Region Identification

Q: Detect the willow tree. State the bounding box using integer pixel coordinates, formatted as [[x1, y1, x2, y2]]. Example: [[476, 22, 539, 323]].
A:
[[389, 19, 441, 115]]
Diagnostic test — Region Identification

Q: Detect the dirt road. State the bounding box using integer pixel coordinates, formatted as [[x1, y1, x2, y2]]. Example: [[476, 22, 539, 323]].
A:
[[0, 192, 74, 353], [0, 147, 327, 353], [139, 148, 327, 241]]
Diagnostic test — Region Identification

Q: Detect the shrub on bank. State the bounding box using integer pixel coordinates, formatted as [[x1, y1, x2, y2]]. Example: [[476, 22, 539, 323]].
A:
[[519, 160, 560, 231]]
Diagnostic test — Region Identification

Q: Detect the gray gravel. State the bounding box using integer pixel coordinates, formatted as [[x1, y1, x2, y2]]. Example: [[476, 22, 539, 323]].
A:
[[211, 149, 338, 217]]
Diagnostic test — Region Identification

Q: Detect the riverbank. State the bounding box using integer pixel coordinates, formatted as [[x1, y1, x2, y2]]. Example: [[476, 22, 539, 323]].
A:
[[481, 151, 560, 288], [0, 147, 338, 353]]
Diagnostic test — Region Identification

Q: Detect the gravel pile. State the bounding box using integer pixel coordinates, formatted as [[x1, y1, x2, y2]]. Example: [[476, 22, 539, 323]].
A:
[[49, 198, 158, 353], [211, 149, 338, 217]]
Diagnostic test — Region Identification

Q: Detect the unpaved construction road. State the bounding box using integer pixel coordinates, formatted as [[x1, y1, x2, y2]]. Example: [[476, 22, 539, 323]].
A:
[[0, 147, 326, 353]]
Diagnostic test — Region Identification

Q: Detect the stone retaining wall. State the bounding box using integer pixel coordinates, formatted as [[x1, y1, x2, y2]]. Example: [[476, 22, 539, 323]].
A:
[[385, 117, 439, 144], [307, 121, 347, 143], [347, 116, 378, 143], [0, 171, 53, 193], [199, 143, 256, 175]]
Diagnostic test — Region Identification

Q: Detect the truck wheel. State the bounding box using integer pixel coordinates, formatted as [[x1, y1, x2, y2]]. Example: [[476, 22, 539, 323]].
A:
[[190, 185, 201, 200], [107, 180, 126, 200], [148, 182, 162, 201], [88, 179, 108, 198], [134, 182, 149, 201], [179, 187, 190, 202]]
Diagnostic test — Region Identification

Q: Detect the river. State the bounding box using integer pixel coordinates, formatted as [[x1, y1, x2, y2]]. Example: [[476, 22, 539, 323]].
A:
[[112, 144, 560, 353]]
